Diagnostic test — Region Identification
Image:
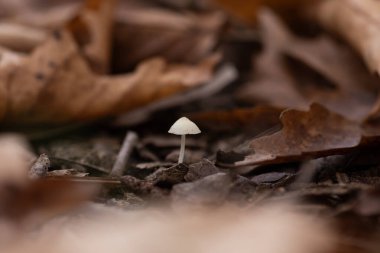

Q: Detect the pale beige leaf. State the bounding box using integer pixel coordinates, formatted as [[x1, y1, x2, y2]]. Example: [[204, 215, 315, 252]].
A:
[[311, 0, 380, 75]]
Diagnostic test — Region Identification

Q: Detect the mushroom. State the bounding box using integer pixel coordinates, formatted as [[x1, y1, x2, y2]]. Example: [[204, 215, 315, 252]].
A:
[[168, 117, 201, 164]]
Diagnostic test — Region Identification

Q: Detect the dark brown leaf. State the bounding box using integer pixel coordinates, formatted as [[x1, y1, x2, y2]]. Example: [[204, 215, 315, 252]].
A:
[[217, 104, 363, 167]]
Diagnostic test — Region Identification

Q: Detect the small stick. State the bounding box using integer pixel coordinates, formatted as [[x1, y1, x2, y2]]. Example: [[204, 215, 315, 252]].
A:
[[110, 131, 138, 177]]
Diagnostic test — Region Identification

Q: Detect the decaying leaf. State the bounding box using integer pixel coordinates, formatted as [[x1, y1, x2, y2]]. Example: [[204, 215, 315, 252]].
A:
[[67, 0, 116, 73], [236, 9, 378, 121], [310, 0, 380, 75], [217, 104, 365, 167], [0, 29, 219, 125], [146, 163, 189, 185], [235, 9, 307, 110], [121, 164, 189, 196], [114, 4, 225, 70]]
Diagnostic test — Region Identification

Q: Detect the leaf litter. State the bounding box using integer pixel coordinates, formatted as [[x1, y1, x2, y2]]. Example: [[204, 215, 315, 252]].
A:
[[1, 0, 380, 253]]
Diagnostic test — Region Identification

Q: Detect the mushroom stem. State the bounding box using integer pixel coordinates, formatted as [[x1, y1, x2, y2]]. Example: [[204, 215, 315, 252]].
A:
[[178, 135, 186, 164]]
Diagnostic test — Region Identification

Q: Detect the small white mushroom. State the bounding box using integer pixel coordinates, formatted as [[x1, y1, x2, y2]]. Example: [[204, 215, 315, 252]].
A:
[[168, 117, 201, 164]]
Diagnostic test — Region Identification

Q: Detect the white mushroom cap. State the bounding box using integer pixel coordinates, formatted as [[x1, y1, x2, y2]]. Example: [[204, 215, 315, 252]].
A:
[[168, 117, 201, 135]]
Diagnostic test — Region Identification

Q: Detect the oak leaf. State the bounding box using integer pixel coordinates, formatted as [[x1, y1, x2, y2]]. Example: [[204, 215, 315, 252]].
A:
[[217, 104, 364, 167], [236, 9, 378, 121], [310, 0, 380, 75], [0, 30, 219, 125]]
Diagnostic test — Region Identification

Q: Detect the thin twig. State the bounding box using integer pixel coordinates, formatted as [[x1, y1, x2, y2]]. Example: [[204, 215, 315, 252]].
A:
[[46, 176, 121, 185], [110, 131, 138, 177]]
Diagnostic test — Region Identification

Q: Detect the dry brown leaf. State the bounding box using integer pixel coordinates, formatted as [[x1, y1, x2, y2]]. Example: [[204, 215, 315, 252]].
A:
[[0, 30, 219, 125], [67, 0, 116, 73], [236, 9, 378, 121], [310, 0, 380, 75], [234, 9, 311, 110], [114, 4, 225, 70], [217, 104, 364, 167]]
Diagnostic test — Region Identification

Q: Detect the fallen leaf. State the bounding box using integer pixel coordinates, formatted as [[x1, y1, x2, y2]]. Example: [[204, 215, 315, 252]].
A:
[[146, 163, 189, 185], [217, 104, 363, 167], [67, 0, 116, 73], [121, 164, 189, 195], [235, 9, 310, 109], [236, 9, 379, 121], [0, 30, 219, 125], [113, 4, 225, 70], [310, 0, 380, 75]]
